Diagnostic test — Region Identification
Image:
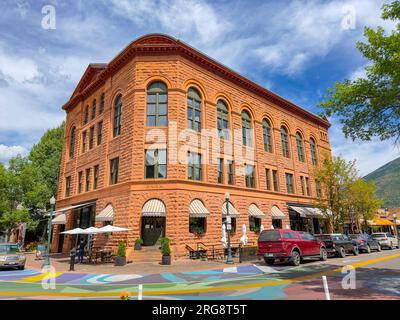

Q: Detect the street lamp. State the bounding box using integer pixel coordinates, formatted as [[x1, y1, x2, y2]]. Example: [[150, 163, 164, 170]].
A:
[[43, 196, 56, 267], [393, 213, 397, 238], [225, 192, 234, 265]]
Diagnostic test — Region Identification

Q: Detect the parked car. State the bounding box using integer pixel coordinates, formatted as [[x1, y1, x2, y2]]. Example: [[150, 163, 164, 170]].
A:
[[257, 229, 327, 266], [314, 234, 359, 257], [371, 233, 399, 249], [348, 234, 381, 253], [0, 243, 26, 270]]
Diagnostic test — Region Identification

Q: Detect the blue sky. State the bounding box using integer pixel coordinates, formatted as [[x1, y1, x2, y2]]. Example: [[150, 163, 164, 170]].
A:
[[0, 0, 399, 175]]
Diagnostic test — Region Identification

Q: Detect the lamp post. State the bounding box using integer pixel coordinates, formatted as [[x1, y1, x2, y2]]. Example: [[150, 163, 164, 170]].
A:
[[225, 192, 234, 264], [43, 196, 56, 267], [393, 213, 397, 238]]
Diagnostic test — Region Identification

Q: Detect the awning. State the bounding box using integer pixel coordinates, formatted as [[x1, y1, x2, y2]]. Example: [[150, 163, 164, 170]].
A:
[[53, 201, 96, 215], [289, 206, 330, 218], [222, 201, 240, 217], [248, 204, 265, 218], [96, 204, 114, 222], [51, 213, 66, 225], [189, 200, 210, 218], [142, 199, 166, 217], [271, 205, 285, 219], [368, 219, 394, 226]]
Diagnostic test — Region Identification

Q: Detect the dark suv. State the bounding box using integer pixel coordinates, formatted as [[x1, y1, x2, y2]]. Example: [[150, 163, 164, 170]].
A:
[[348, 234, 381, 253], [314, 234, 359, 257], [257, 229, 327, 266]]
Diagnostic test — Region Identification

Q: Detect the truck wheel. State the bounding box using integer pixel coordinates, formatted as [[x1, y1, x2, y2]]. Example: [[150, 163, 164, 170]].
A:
[[264, 258, 275, 265], [290, 251, 301, 266], [320, 248, 328, 261], [353, 246, 359, 256], [337, 247, 346, 258]]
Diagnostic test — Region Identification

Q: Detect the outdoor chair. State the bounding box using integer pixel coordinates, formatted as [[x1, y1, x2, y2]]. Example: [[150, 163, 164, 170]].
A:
[[185, 245, 200, 259]]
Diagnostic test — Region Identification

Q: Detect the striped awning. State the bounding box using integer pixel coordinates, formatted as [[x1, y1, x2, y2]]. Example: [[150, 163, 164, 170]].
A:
[[53, 201, 96, 215], [289, 206, 330, 218], [271, 205, 285, 219], [96, 204, 114, 222], [248, 204, 265, 218], [142, 199, 166, 217], [51, 213, 66, 225], [222, 201, 240, 217], [189, 200, 210, 218]]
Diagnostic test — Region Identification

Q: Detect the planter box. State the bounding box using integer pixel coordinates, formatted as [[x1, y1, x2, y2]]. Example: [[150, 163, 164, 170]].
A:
[[161, 255, 171, 265], [239, 245, 258, 263], [114, 256, 127, 266], [134, 244, 142, 250]]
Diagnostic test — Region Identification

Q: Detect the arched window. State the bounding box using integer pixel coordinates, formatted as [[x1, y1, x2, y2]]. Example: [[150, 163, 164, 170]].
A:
[[242, 110, 252, 147], [296, 132, 304, 162], [84, 105, 89, 125], [147, 81, 168, 126], [113, 94, 122, 137], [310, 137, 318, 165], [262, 119, 272, 153], [217, 100, 229, 139], [281, 126, 290, 158], [69, 127, 76, 160], [187, 88, 202, 132]]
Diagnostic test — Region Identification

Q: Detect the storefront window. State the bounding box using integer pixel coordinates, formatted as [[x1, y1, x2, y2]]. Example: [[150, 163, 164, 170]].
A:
[[272, 219, 282, 229], [222, 217, 236, 233], [189, 217, 206, 235], [249, 217, 261, 232]]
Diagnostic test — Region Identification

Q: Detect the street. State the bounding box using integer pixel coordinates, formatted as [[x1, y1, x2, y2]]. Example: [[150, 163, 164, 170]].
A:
[[0, 249, 399, 300]]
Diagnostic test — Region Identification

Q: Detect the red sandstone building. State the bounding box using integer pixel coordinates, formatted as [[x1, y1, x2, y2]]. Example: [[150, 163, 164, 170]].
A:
[[50, 34, 332, 259]]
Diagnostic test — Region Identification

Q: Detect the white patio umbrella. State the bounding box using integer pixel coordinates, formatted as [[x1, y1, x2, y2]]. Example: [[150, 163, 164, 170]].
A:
[[60, 228, 85, 234], [98, 225, 130, 233], [81, 227, 102, 234], [240, 224, 249, 245], [221, 224, 227, 248]]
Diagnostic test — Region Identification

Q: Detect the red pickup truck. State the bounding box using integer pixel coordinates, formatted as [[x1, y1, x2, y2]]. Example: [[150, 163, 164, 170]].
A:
[[257, 229, 327, 266]]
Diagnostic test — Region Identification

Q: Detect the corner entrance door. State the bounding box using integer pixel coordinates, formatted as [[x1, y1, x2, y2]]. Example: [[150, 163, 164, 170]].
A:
[[141, 217, 165, 246], [58, 225, 65, 253]]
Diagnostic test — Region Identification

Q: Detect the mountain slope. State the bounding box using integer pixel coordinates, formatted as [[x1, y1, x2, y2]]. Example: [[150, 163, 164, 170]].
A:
[[364, 157, 400, 208]]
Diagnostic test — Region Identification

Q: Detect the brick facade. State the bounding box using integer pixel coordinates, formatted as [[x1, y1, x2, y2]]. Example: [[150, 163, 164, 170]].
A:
[[51, 34, 331, 259]]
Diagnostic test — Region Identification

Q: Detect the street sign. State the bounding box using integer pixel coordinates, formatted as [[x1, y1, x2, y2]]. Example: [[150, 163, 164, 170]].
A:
[[227, 224, 232, 230], [226, 216, 231, 224]]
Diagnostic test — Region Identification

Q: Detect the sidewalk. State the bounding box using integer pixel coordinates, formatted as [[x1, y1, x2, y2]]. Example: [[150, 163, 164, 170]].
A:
[[25, 252, 257, 275]]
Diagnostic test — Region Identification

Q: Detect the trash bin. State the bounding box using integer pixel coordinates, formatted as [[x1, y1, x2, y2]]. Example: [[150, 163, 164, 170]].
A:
[[69, 248, 76, 271]]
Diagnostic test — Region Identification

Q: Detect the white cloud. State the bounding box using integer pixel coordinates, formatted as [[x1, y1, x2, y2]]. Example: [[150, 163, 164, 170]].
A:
[[0, 144, 28, 163], [348, 64, 368, 81], [329, 118, 400, 176], [253, 0, 395, 75]]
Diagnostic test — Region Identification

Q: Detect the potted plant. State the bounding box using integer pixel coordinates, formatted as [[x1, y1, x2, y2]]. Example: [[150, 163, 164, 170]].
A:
[[134, 238, 143, 250], [160, 237, 171, 265], [114, 241, 126, 266]]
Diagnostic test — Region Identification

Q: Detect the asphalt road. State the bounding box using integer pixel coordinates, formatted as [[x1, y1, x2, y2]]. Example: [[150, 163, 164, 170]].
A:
[[0, 248, 399, 300]]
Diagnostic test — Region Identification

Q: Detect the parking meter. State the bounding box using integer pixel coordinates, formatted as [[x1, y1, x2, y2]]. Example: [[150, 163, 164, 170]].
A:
[[69, 247, 76, 271]]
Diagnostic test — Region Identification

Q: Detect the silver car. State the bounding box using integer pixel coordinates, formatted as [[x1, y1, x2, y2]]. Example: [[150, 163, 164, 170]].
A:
[[371, 233, 399, 250], [0, 243, 26, 270]]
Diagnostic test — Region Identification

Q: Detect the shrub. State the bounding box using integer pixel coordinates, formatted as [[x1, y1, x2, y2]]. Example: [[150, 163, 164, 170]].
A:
[[117, 241, 126, 257], [135, 238, 143, 245], [160, 237, 171, 256]]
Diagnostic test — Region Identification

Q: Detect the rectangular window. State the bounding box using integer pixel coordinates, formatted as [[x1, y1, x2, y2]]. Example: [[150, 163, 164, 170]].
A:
[[82, 131, 86, 153], [227, 160, 234, 185], [300, 176, 305, 195], [91, 102, 96, 120], [285, 173, 294, 194], [188, 152, 202, 181], [99, 94, 104, 113], [316, 180, 322, 197], [217, 158, 224, 184], [93, 165, 99, 190], [78, 171, 83, 194], [249, 217, 261, 232], [97, 121, 103, 146], [65, 176, 71, 197], [272, 219, 282, 229], [109, 157, 119, 185], [305, 177, 311, 196], [266, 168, 271, 191], [89, 126, 94, 150], [145, 149, 167, 179], [85, 168, 90, 192], [272, 170, 279, 192], [245, 164, 256, 188]]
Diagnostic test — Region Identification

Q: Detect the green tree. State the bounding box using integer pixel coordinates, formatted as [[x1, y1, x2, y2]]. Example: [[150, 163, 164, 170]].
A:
[[0, 209, 31, 241], [348, 179, 383, 232], [320, 1, 400, 142], [312, 156, 358, 232]]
